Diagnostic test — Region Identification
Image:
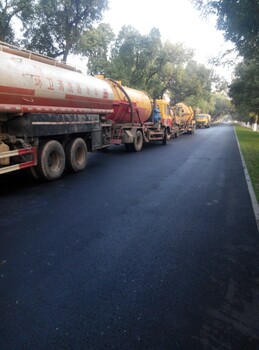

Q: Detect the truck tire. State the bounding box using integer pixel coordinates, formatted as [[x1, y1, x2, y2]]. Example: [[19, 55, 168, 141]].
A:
[[65, 137, 87, 172], [132, 130, 143, 152], [36, 140, 65, 181]]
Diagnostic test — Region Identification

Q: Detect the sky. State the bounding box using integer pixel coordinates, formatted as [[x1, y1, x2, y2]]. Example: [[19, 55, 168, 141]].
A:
[[101, 0, 235, 82]]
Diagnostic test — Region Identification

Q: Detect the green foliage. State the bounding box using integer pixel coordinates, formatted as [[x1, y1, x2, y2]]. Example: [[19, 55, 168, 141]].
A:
[[85, 25, 208, 100], [211, 93, 232, 119], [108, 26, 164, 92], [21, 0, 108, 61], [150, 41, 194, 99], [83, 24, 217, 109], [0, 0, 218, 113], [170, 60, 213, 103], [192, 0, 259, 121], [79, 23, 115, 75], [184, 95, 215, 115], [235, 125, 259, 201], [0, 0, 30, 43], [229, 59, 259, 117], [192, 0, 259, 60]]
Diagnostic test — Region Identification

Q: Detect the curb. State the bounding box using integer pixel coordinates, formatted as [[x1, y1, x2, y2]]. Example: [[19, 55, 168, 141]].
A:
[[234, 127, 259, 232]]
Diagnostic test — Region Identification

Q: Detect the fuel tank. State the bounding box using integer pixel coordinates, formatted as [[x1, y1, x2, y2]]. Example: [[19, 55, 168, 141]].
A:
[[0, 44, 114, 115]]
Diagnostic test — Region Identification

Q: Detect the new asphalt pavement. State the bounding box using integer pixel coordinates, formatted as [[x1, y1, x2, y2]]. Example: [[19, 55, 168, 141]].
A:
[[1, 124, 259, 349]]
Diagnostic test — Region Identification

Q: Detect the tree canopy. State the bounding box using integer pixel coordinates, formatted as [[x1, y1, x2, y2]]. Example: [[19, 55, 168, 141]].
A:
[[0, 0, 108, 61], [192, 0, 259, 60], [192, 0, 259, 119], [0, 0, 231, 117], [0, 0, 31, 43], [79, 23, 231, 117], [25, 0, 108, 61], [229, 59, 259, 119]]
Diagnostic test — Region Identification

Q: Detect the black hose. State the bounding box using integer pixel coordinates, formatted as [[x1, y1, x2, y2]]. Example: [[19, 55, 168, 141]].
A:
[[107, 78, 134, 123]]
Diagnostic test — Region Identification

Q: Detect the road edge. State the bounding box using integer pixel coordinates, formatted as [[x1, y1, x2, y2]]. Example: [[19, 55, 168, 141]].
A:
[[234, 126, 259, 232]]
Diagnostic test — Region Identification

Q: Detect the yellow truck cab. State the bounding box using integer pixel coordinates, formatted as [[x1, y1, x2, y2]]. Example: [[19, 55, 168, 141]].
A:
[[155, 99, 173, 128], [196, 114, 211, 128], [154, 99, 180, 139]]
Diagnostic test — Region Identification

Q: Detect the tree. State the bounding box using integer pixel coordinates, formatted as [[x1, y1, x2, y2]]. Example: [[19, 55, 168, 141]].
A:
[[192, 0, 259, 120], [170, 60, 213, 103], [78, 23, 115, 75], [192, 0, 259, 60], [0, 0, 31, 43], [229, 59, 259, 119], [80, 23, 215, 107], [147, 41, 193, 99], [100, 27, 195, 99], [21, 0, 108, 61], [107, 26, 163, 92], [211, 93, 232, 119]]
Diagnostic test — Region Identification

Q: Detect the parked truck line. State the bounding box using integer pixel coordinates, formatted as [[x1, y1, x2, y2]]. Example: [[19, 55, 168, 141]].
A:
[[0, 41, 195, 181]]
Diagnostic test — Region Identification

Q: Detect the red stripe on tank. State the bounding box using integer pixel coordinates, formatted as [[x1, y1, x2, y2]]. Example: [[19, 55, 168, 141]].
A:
[[0, 86, 35, 96]]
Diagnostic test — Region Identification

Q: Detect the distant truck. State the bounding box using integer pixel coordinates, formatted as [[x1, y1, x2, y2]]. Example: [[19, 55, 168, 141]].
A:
[[196, 114, 211, 128], [173, 103, 195, 135]]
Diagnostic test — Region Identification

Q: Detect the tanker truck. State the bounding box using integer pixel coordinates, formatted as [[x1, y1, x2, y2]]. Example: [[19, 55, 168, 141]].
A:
[[0, 42, 173, 181], [171, 102, 195, 135]]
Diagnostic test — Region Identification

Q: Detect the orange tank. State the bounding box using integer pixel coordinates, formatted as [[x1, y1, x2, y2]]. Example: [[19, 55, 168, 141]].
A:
[[97, 77, 152, 124]]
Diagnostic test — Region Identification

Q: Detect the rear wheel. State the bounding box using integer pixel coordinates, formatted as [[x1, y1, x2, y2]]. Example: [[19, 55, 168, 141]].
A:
[[132, 130, 143, 152], [65, 138, 87, 172], [35, 140, 65, 181]]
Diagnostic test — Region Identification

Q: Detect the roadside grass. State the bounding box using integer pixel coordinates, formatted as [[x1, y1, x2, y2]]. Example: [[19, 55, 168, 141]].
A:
[[235, 125, 259, 202]]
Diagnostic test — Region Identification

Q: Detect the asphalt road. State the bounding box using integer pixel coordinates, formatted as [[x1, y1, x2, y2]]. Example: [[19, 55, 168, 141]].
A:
[[1, 124, 259, 350]]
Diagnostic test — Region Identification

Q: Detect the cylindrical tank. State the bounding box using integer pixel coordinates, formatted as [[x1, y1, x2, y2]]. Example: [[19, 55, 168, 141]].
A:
[[0, 45, 114, 115], [0, 43, 152, 124], [98, 77, 152, 124], [173, 102, 194, 124]]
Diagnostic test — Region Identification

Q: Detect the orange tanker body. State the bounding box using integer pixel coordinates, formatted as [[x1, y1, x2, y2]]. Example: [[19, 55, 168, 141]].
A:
[[97, 77, 152, 124]]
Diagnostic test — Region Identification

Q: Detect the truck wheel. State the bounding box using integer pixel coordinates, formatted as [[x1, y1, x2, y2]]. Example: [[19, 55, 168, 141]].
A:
[[132, 130, 143, 152], [65, 138, 87, 172], [36, 140, 65, 181]]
